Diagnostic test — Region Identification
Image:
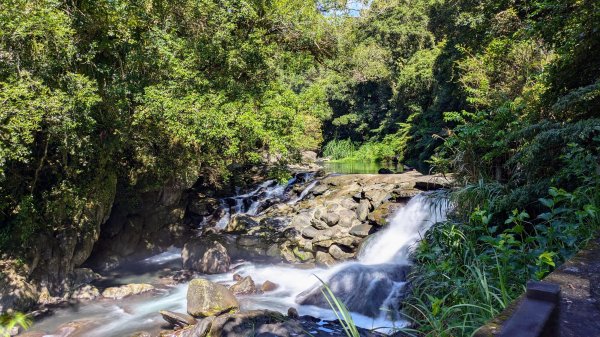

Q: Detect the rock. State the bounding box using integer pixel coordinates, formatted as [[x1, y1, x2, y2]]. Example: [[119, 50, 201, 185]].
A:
[[71, 268, 101, 287], [301, 151, 318, 163], [0, 259, 39, 313], [207, 310, 292, 337], [130, 332, 152, 337], [368, 202, 402, 226], [185, 317, 214, 337], [229, 276, 258, 295], [339, 198, 358, 211], [287, 307, 299, 319], [71, 285, 100, 300], [310, 184, 329, 196], [160, 310, 197, 328], [182, 239, 230, 274], [266, 244, 281, 257], [102, 283, 154, 299], [364, 189, 391, 209], [329, 245, 354, 260], [310, 218, 329, 230], [378, 168, 393, 174], [233, 273, 243, 282], [293, 247, 314, 261], [356, 199, 371, 221], [261, 281, 279, 292], [225, 214, 258, 233], [320, 212, 340, 226], [315, 251, 336, 266], [300, 226, 319, 239], [349, 224, 373, 238], [314, 235, 360, 250], [336, 208, 357, 228], [297, 264, 410, 317], [187, 278, 239, 317], [188, 197, 219, 216]]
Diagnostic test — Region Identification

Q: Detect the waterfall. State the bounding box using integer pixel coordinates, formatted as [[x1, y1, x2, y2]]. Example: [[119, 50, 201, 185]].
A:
[[296, 193, 449, 322], [358, 193, 448, 265]]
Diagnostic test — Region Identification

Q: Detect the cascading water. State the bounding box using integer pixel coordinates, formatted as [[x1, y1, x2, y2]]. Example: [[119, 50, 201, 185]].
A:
[[288, 180, 318, 204], [28, 182, 447, 336]]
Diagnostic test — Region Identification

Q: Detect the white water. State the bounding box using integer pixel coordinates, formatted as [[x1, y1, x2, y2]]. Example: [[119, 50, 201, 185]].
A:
[[288, 180, 318, 204], [30, 186, 447, 336], [358, 194, 447, 265]]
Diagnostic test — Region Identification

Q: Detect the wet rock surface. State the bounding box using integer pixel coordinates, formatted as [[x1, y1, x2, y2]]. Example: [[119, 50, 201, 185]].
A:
[[101, 283, 155, 299], [223, 171, 452, 266], [182, 239, 231, 274], [297, 263, 410, 317], [187, 278, 240, 317], [161, 310, 386, 337]]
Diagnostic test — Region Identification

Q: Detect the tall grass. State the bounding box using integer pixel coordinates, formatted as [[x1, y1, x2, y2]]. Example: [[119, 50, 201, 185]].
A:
[[322, 139, 357, 160], [322, 137, 401, 162], [316, 276, 361, 337]]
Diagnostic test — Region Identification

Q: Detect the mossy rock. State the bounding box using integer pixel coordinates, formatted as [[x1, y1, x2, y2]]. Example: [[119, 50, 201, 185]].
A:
[[187, 278, 240, 317]]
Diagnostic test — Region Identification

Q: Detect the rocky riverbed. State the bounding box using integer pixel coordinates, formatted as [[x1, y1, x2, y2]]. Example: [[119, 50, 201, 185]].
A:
[[5, 170, 451, 337]]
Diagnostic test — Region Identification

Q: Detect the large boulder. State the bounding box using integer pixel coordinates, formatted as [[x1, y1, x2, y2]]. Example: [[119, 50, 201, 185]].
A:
[[296, 263, 410, 317], [182, 239, 230, 274], [187, 279, 239, 317]]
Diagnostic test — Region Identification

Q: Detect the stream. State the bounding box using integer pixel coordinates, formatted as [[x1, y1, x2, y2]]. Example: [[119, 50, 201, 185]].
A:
[[28, 173, 447, 337]]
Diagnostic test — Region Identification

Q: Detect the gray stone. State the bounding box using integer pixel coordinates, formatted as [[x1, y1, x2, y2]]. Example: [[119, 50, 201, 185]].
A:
[[329, 244, 354, 260], [320, 211, 340, 226], [71, 285, 100, 300], [315, 251, 336, 267], [287, 307, 299, 319], [225, 215, 258, 233], [356, 200, 371, 221], [310, 218, 329, 230], [182, 240, 231, 274], [229, 276, 258, 295], [187, 278, 239, 317], [102, 283, 154, 299], [349, 224, 373, 238], [300, 226, 319, 239], [160, 310, 197, 328], [311, 184, 329, 196], [364, 189, 391, 209], [261, 281, 278, 292], [337, 209, 357, 228]]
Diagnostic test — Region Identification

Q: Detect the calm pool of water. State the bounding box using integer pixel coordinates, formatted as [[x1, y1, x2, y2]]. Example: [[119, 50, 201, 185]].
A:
[[321, 160, 402, 174]]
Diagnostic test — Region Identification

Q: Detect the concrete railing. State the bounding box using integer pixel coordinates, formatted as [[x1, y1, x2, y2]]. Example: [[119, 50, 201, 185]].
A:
[[497, 281, 561, 337]]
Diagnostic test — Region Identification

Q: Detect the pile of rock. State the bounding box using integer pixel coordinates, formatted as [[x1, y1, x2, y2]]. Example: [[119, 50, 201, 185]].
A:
[[156, 278, 384, 337], [215, 171, 450, 266]]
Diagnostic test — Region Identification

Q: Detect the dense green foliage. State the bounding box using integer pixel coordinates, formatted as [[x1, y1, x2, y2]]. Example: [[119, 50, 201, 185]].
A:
[[0, 0, 334, 251], [1, 0, 599, 335], [316, 0, 600, 335]]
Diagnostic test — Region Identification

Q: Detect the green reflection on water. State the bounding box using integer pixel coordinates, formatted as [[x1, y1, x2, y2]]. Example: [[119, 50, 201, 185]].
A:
[[321, 160, 403, 174]]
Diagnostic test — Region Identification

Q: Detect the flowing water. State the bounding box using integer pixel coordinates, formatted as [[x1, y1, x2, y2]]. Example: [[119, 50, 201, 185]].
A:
[[28, 177, 447, 337]]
